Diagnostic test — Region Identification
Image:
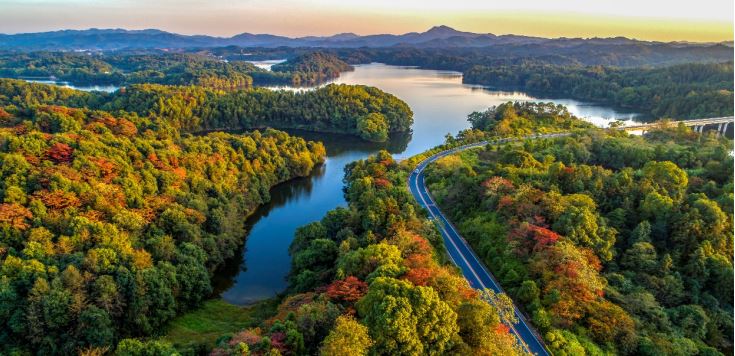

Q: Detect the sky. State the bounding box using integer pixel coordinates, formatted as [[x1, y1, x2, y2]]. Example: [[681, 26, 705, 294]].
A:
[[1, 0, 733, 42]]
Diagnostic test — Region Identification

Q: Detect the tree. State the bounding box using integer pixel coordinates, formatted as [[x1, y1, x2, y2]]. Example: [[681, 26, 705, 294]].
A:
[[585, 300, 637, 352], [621, 242, 659, 274], [45, 142, 74, 163], [320, 316, 372, 356], [0, 203, 32, 230], [357, 113, 389, 142], [357, 277, 458, 355], [531, 241, 605, 326], [551, 199, 616, 261], [325, 276, 368, 304], [114, 338, 179, 356], [79, 305, 115, 347], [337, 243, 403, 280], [641, 161, 688, 201], [456, 299, 501, 348]]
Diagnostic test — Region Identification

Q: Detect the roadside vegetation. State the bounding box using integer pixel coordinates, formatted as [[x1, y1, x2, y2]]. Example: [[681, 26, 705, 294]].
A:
[[208, 150, 527, 355], [423, 103, 733, 355]]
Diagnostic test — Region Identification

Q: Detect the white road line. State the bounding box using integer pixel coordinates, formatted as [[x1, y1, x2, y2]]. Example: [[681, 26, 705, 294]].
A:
[[413, 159, 534, 355], [410, 135, 567, 356]]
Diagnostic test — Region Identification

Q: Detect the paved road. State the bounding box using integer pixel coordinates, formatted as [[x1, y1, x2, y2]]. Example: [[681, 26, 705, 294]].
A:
[[408, 134, 568, 356]]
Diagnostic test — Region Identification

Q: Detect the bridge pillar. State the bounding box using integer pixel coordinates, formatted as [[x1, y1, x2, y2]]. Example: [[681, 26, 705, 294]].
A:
[[723, 122, 730, 137], [717, 123, 723, 135]]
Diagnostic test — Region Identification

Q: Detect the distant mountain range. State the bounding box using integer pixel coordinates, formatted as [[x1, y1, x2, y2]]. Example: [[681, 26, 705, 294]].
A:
[[1, 25, 732, 51]]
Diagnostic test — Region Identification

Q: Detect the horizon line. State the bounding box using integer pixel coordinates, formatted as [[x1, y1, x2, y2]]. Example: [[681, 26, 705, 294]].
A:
[[2, 25, 733, 45]]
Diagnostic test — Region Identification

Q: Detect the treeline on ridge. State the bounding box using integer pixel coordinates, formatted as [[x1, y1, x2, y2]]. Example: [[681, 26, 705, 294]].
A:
[[0, 79, 414, 142], [0, 51, 354, 90], [463, 62, 734, 120]]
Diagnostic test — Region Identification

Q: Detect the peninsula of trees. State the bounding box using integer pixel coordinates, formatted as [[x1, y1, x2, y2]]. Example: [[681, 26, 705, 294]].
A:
[[270, 52, 353, 86], [0, 79, 413, 142], [0, 51, 355, 90]]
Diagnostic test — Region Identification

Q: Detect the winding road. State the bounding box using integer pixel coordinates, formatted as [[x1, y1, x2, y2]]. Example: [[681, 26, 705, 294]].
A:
[[408, 134, 569, 356]]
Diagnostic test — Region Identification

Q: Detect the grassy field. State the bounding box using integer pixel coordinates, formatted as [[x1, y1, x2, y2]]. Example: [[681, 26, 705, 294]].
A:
[[160, 298, 279, 353]]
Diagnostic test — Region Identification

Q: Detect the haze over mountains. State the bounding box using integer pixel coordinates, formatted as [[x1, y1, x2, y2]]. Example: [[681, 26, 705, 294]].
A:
[[1, 25, 732, 51]]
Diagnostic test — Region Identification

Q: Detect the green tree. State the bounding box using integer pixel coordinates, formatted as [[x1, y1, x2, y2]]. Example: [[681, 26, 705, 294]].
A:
[[357, 113, 390, 142], [357, 277, 458, 355], [320, 316, 373, 356]]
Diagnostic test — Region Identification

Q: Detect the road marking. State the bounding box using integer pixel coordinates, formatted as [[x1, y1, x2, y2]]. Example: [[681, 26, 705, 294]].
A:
[[409, 136, 565, 356], [413, 161, 535, 355]]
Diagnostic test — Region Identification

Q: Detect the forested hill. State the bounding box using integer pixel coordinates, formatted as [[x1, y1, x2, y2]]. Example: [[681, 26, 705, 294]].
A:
[[463, 62, 734, 120], [0, 51, 352, 90], [0, 87, 327, 353], [423, 103, 733, 355], [0, 79, 414, 142], [270, 52, 353, 86], [0, 52, 258, 90]]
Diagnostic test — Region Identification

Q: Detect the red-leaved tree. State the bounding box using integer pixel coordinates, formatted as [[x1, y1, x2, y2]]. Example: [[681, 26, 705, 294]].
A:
[[326, 276, 368, 303], [46, 142, 74, 163]]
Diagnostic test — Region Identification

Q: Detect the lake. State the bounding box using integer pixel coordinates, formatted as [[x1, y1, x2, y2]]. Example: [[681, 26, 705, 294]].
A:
[[24, 79, 119, 93], [215, 63, 641, 304], [247, 59, 287, 71]]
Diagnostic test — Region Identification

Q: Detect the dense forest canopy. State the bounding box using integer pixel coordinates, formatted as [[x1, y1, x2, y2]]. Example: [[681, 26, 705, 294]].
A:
[[328, 46, 733, 70], [0, 31, 732, 355], [204, 101, 734, 356], [0, 79, 414, 142], [0, 98, 326, 353], [422, 103, 733, 355], [0, 52, 258, 90], [270, 52, 353, 86], [0, 51, 354, 90], [464, 62, 734, 120], [207, 151, 527, 356], [1, 49, 732, 121]]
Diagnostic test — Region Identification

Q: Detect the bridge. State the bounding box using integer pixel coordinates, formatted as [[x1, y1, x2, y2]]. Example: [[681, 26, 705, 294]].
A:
[[619, 116, 733, 136]]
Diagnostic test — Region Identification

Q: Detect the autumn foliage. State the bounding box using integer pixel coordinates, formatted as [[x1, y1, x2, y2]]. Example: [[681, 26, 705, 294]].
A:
[[0, 203, 33, 230], [45, 142, 74, 163], [326, 276, 368, 303]]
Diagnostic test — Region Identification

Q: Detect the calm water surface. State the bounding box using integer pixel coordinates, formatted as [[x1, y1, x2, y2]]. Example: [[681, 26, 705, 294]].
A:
[[25, 79, 119, 93], [247, 59, 287, 71], [217, 63, 641, 304]]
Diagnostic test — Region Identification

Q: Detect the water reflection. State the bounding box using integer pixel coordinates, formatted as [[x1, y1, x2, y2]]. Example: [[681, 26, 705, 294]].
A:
[[23, 79, 119, 93], [246, 59, 288, 71], [211, 168, 322, 296], [218, 63, 641, 304], [217, 130, 410, 304]]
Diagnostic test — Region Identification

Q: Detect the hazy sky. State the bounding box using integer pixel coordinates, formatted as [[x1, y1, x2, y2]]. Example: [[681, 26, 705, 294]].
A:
[[1, 0, 733, 42]]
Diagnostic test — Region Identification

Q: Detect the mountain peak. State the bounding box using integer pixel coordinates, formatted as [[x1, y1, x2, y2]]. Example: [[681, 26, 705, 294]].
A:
[[425, 25, 459, 34]]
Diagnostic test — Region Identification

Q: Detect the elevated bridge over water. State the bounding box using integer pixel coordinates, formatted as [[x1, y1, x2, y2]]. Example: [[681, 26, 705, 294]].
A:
[[619, 116, 734, 136]]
